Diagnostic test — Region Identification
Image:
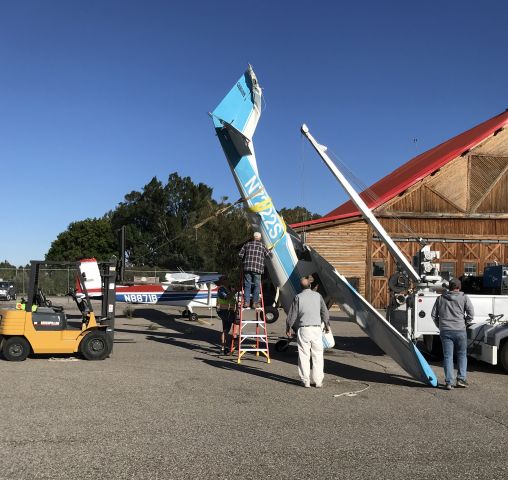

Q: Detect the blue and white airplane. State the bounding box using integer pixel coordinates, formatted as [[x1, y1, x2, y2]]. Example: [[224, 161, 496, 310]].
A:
[[210, 66, 438, 387], [78, 258, 220, 321]]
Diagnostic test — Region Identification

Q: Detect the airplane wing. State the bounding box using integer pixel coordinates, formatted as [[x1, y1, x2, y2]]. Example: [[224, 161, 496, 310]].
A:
[[283, 226, 437, 386], [309, 246, 437, 385], [211, 66, 437, 387], [196, 274, 221, 284]]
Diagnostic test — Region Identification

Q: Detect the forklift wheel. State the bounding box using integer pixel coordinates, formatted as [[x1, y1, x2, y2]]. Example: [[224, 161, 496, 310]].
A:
[[80, 331, 111, 361], [2, 336, 30, 361]]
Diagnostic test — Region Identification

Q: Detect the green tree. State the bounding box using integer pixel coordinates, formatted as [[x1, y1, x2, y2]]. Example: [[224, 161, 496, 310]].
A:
[[46, 217, 117, 261], [111, 172, 238, 271], [279, 206, 321, 225], [45, 172, 262, 281]]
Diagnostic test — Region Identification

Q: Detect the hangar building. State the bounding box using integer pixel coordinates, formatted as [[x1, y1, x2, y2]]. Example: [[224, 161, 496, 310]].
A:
[[292, 110, 508, 308]]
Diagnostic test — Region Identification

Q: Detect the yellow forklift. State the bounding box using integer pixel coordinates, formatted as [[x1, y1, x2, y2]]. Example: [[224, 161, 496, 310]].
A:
[[0, 259, 117, 361]]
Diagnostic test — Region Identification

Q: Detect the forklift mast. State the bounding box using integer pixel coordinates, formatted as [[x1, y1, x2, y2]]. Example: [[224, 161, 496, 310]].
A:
[[99, 260, 117, 327]]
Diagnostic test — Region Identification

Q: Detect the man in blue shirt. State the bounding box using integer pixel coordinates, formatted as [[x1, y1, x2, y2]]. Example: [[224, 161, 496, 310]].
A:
[[216, 276, 237, 354]]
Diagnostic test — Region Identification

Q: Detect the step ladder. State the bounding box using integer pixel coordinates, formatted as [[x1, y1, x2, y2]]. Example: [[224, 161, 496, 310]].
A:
[[230, 276, 270, 364]]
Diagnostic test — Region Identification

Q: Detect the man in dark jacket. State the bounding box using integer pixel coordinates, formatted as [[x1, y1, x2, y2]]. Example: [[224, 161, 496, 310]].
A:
[[431, 278, 474, 390]]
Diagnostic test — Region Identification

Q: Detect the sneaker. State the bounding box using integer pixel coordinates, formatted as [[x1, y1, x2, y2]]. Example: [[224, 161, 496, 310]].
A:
[[254, 303, 262, 309], [315, 384, 323, 388], [456, 379, 469, 388], [444, 383, 453, 390]]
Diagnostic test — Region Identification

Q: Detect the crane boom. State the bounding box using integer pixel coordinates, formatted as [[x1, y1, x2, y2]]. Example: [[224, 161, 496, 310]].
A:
[[300, 124, 421, 283]]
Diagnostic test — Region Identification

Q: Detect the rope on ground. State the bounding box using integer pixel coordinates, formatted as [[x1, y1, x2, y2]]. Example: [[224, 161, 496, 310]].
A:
[[333, 379, 370, 398], [48, 357, 80, 362]]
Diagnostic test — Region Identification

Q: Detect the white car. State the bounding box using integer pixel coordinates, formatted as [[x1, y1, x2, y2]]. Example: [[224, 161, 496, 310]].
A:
[[0, 281, 16, 301]]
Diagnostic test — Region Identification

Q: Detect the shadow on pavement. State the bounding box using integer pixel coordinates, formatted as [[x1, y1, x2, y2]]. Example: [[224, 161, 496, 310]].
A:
[[270, 347, 425, 388], [117, 307, 431, 388], [118, 307, 220, 345], [333, 336, 384, 356], [199, 358, 301, 385]]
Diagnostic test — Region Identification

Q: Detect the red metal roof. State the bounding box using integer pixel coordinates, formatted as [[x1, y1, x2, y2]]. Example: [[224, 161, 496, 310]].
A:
[[292, 109, 508, 229]]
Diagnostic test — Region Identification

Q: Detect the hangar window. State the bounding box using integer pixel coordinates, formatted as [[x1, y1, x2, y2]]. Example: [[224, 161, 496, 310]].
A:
[[372, 261, 386, 277], [463, 262, 477, 276], [440, 262, 455, 280]]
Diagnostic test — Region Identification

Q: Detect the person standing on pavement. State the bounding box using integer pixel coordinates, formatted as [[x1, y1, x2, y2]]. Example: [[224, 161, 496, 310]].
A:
[[216, 276, 237, 354], [286, 276, 331, 388], [431, 278, 474, 390], [238, 232, 271, 309]]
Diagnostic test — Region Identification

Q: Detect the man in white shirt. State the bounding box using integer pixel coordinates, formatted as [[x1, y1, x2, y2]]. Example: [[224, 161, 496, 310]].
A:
[[286, 276, 330, 388]]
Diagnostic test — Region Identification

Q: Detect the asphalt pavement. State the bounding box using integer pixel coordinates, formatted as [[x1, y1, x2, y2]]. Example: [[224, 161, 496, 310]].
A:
[[0, 298, 506, 479]]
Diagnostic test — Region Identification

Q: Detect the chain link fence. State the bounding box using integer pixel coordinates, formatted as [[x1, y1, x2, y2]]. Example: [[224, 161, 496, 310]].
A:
[[0, 266, 216, 297]]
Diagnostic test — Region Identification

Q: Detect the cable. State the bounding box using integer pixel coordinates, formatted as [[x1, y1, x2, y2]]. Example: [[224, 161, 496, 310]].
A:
[[324, 145, 423, 242], [333, 380, 371, 398]]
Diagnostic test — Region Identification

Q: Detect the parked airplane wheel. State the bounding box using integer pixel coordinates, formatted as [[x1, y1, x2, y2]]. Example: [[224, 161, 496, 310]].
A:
[[189, 312, 198, 322], [2, 336, 30, 361], [182, 309, 189, 317], [80, 331, 110, 360], [500, 341, 508, 373], [261, 306, 279, 324]]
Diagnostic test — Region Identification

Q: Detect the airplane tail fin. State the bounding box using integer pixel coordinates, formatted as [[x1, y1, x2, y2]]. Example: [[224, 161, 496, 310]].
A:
[[77, 258, 102, 297], [211, 65, 262, 140]]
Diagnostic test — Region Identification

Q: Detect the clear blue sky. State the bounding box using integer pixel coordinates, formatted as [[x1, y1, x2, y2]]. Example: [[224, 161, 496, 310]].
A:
[[1, 0, 506, 266]]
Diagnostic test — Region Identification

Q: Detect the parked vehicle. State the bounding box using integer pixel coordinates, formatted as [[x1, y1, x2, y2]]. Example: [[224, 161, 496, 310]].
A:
[[0, 281, 16, 301]]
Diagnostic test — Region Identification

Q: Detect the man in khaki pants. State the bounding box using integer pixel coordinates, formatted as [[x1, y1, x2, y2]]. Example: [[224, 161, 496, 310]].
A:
[[286, 276, 330, 388]]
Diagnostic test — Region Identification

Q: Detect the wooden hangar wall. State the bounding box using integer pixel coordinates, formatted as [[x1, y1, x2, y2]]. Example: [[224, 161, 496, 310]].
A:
[[298, 126, 508, 308]]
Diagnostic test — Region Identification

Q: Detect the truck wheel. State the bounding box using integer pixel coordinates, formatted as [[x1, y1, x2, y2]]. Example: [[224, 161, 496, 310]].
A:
[[80, 331, 110, 360], [2, 336, 30, 361], [261, 306, 279, 324], [500, 342, 508, 373]]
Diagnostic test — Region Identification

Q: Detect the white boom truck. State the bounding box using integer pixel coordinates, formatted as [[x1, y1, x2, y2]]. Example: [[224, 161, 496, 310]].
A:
[[389, 252, 508, 372], [302, 127, 508, 373]]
